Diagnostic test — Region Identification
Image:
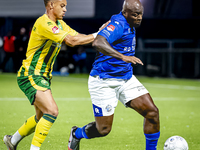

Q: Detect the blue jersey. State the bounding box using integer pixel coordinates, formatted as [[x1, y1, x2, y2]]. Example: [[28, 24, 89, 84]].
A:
[[90, 12, 136, 79]]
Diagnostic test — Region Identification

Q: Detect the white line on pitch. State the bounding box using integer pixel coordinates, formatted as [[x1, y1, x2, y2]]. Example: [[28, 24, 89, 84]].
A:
[[0, 97, 199, 101], [53, 77, 200, 91], [143, 83, 200, 91]]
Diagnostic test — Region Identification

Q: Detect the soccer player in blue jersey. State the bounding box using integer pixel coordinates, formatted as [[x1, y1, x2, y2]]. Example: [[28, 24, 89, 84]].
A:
[[68, 0, 160, 150]]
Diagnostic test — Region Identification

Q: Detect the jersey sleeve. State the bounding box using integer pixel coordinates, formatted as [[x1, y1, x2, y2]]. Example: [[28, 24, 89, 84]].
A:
[[60, 20, 78, 36], [98, 21, 123, 44], [37, 21, 68, 44]]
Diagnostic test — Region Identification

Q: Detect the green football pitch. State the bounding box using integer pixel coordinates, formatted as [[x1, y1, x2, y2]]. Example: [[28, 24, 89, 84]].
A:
[[0, 73, 199, 150]]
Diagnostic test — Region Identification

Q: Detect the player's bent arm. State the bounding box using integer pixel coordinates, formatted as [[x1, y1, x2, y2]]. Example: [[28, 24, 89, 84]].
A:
[[64, 33, 94, 47], [92, 35, 124, 59], [92, 35, 143, 65]]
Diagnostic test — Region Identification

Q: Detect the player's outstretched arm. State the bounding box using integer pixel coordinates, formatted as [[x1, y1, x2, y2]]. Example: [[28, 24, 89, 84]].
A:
[[63, 33, 94, 47], [64, 20, 110, 47], [92, 35, 143, 65]]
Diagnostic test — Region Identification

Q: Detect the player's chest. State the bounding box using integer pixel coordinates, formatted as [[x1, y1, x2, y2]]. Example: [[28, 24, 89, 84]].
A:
[[123, 27, 135, 41], [113, 29, 136, 46]]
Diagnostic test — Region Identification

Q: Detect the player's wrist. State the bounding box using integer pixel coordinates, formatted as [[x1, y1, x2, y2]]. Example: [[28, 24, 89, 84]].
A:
[[92, 31, 99, 39]]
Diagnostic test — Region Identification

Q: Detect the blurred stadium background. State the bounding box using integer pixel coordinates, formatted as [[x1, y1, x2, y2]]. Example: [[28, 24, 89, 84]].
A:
[[0, 1, 200, 149], [0, 0, 199, 78]]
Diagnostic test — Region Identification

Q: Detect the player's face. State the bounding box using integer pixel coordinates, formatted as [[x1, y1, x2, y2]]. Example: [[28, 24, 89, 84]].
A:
[[125, 6, 143, 28], [53, 0, 67, 20]]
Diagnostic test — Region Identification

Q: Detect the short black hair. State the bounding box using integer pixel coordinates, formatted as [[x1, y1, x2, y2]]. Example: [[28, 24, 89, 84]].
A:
[[44, 0, 51, 6]]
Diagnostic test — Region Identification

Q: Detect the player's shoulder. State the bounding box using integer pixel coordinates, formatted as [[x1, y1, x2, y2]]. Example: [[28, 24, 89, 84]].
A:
[[110, 12, 126, 28], [35, 14, 54, 28]]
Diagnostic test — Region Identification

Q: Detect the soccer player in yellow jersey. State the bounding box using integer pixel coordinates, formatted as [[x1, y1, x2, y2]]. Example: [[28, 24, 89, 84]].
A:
[[3, 0, 108, 150]]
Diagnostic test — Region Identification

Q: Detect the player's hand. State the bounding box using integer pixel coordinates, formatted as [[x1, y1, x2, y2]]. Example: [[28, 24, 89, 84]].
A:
[[122, 56, 144, 65], [99, 20, 111, 31]]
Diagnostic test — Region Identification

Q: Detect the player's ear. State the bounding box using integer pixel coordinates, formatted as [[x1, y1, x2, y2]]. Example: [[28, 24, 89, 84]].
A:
[[122, 10, 128, 18], [50, 2, 54, 9]]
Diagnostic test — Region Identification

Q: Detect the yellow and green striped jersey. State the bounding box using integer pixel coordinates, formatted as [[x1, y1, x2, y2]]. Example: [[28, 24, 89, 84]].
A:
[[18, 14, 78, 79]]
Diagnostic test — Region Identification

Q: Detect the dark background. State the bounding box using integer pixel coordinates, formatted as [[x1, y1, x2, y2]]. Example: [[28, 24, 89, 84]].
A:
[[0, 0, 200, 78]]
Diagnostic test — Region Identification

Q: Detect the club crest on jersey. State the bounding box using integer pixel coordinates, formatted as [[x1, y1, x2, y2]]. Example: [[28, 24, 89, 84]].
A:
[[107, 25, 115, 31], [41, 80, 49, 86], [52, 26, 59, 34], [105, 105, 112, 112]]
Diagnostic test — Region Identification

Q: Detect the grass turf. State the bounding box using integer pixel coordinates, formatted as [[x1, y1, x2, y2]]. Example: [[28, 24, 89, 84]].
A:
[[0, 73, 200, 150]]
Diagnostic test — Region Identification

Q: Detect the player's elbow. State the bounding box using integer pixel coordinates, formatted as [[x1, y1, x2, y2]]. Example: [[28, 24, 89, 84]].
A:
[[65, 40, 78, 47], [92, 38, 97, 47], [92, 38, 102, 50], [67, 43, 76, 47], [92, 35, 108, 51], [64, 36, 79, 47]]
